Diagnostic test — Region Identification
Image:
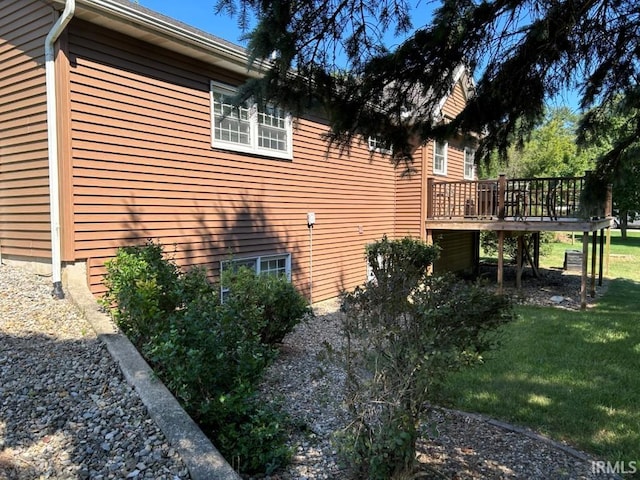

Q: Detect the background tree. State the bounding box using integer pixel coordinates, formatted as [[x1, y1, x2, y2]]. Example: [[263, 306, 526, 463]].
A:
[[578, 91, 640, 237], [216, 0, 640, 177], [480, 107, 596, 179]]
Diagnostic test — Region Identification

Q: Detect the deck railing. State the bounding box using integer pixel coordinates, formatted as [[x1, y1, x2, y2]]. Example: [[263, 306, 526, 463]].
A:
[[427, 174, 610, 221]]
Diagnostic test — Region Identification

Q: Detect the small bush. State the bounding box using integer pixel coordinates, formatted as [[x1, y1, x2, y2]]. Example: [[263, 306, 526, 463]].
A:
[[481, 231, 554, 263], [145, 291, 292, 474], [337, 237, 514, 479], [101, 240, 179, 344], [223, 266, 312, 345], [102, 241, 303, 475], [215, 395, 293, 474]]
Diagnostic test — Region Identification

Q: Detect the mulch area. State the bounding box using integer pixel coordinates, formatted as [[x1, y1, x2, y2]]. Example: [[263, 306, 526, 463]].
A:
[[477, 261, 605, 310]]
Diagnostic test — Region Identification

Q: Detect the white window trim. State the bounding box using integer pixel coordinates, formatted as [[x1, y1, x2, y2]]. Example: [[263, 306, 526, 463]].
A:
[[366, 252, 384, 283], [220, 253, 292, 299], [433, 140, 448, 176], [464, 147, 476, 180], [210, 81, 293, 160], [367, 136, 393, 155]]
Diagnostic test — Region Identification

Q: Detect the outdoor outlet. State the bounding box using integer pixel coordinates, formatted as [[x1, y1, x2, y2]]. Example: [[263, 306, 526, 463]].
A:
[[307, 212, 316, 227]]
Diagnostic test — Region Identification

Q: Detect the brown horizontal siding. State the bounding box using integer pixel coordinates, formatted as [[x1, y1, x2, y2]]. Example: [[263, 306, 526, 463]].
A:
[[446, 144, 465, 180], [433, 231, 475, 274], [0, 0, 53, 260], [442, 82, 467, 119], [67, 21, 397, 301], [393, 145, 424, 238]]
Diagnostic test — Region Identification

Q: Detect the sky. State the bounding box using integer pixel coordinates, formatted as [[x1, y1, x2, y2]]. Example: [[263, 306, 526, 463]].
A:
[[137, 0, 434, 48], [137, 0, 581, 111], [138, 1, 251, 46]]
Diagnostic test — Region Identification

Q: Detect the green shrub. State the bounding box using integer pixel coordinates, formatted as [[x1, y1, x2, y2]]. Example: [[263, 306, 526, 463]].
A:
[[337, 237, 514, 479], [101, 240, 179, 344], [144, 291, 292, 474], [102, 241, 301, 475], [144, 290, 272, 409], [215, 395, 293, 474], [480, 231, 554, 262], [223, 266, 312, 344]]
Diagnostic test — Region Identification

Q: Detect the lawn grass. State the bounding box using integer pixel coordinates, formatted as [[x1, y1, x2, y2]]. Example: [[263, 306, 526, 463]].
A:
[[442, 229, 640, 467]]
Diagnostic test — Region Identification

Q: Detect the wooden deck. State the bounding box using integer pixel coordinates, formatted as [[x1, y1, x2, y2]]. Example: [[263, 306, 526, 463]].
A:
[[425, 174, 614, 309], [426, 174, 613, 232]]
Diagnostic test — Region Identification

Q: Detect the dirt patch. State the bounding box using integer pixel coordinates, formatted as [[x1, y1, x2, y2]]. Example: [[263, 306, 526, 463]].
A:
[[478, 262, 606, 310]]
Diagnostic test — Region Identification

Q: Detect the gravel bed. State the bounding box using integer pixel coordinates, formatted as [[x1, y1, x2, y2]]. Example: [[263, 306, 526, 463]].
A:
[[0, 262, 615, 480], [253, 277, 616, 480], [0, 264, 190, 480]]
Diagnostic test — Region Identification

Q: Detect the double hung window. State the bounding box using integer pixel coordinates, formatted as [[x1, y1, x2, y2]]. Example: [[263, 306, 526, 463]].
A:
[[464, 147, 476, 180], [211, 82, 292, 159], [367, 136, 393, 155], [433, 140, 447, 175]]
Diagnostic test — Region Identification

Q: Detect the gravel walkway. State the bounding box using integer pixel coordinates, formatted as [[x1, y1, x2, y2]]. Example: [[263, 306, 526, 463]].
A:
[[255, 291, 618, 479], [0, 264, 190, 480]]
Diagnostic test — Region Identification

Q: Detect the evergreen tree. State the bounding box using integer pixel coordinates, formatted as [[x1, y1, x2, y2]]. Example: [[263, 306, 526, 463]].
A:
[[216, 0, 640, 175]]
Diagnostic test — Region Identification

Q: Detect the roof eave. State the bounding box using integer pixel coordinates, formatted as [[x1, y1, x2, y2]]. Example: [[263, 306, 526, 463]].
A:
[[51, 0, 266, 78]]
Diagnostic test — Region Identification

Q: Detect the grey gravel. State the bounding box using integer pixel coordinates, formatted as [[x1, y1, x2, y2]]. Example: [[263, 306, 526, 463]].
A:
[[0, 262, 616, 480], [254, 293, 618, 479], [0, 264, 190, 480]]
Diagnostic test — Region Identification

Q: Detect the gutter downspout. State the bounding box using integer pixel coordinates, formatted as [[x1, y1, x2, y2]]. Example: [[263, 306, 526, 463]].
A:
[[45, 0, 75, 299]]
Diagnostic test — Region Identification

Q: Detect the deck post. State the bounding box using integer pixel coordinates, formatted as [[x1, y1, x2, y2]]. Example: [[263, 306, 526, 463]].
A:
[[497, 230, 504, 294], [604, 184, 613, 278], [605, 184, 613, 217], [516, 234, 523, 289], [426, 178, 434, 219], [581, 231, 589, 310], [425, 229, 434, 275], [591, 230, 597, 297], [605, 227, 611, 276], [598, 229, 604, 286], [498, 174, 506, 219]]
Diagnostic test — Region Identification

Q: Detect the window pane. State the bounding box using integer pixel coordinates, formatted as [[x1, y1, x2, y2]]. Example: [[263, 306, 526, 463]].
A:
[[368, 136, 392, 154], [434, 141, 446, 173], [260, 256, 287, 276], [212, 91, 251, 146], [257, 107, 288, 152], [464, 148, 475, 179], [222, 258, 258, 273]]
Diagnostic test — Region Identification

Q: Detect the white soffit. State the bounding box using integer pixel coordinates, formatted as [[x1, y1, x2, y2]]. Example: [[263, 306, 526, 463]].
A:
[[50, 0, 265, 77]]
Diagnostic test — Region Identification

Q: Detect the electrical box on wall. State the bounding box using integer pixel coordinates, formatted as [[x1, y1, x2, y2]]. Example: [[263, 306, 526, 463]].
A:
[[307, 212, 316, 227]]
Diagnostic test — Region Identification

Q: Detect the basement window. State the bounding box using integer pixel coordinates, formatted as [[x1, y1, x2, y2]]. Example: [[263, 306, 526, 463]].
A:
[[220, 253, 291, 301]]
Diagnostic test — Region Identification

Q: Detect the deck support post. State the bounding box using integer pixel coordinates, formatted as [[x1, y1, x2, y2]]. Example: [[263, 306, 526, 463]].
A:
[[591, 230, 597, 297], [533, 232, 540, 270], [498, 174, 506, 219], [497, 230, 505, 294], [516, 234, 523, 289], [425, 229, 434, 275], [598, 229, 605, 286], [581, 231, 589, 310], [605, 227, 611, 276]]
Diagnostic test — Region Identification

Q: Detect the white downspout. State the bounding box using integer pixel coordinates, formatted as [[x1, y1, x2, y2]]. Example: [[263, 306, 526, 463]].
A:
[[45, 0, 75, 299]]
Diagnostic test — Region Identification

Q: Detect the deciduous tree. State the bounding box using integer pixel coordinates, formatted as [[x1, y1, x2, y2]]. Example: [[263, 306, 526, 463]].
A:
[[578, 91, 640, 237]]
